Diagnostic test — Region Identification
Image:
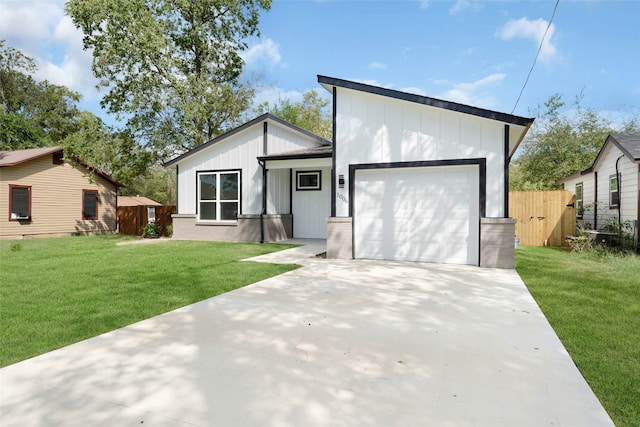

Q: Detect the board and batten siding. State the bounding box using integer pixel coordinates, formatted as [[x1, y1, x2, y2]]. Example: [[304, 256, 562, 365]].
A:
[[0, 155, 117, 239], [176, 120, 323, 216], [334, 88, 506, 218]]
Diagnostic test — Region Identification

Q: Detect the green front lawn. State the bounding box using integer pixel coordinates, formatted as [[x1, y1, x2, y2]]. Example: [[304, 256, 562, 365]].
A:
[[516, 246, 640, 427], [0, 235, 298, 368]]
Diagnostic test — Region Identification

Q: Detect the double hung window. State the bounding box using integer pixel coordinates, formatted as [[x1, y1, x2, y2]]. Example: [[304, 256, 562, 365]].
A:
[[9, 185, 31, 220], [198, 171, 240, 221], [83, 190, 99, 220], [609, 174, 619, 208]]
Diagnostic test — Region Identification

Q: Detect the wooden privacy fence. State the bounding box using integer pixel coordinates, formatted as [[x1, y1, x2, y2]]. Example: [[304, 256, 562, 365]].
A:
[[509, 191, 576, 247], [117, 205, 176, 236]]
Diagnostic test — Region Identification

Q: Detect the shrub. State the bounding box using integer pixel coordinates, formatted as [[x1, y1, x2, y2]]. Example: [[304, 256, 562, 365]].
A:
[[166, 224, 173, 237], [143, 222, 161, 238], [567, 231, 592, 252]]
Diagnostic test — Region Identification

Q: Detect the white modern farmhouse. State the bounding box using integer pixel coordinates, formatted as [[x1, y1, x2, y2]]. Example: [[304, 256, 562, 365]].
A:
[[559, 133, 640, 247], [165, 76, 534, 268]]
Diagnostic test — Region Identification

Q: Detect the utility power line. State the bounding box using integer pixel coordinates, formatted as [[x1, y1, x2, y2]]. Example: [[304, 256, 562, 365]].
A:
[[511, 0, 560, 115]]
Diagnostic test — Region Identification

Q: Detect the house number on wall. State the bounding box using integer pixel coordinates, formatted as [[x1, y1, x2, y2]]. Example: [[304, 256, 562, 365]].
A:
[[337, 193, 348, 204]]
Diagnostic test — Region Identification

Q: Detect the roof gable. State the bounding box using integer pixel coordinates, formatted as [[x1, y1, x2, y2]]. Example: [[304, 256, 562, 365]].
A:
[[118, 196, 162, 207], [164, 113, 331, 167], [0, 146, 63, 167], [317, 75, 534, 157], [0, 146, 124, 187], [317, 75, 535, 126], [590, 133, 640, 170]]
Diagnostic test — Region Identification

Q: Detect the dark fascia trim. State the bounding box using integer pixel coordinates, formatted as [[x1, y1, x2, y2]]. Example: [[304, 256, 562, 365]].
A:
[[560, 133, 640, 185], [258, 151, 332, 161], [601, 134, 640, 164], [589, 134, 640, 171], [347, 158, 487, 218], [504, 125, 510, 218], [331, 86, 337, 217], [175, 164, 179, 214], [164, 113, 331, 167], [318, 75, 535, 127]]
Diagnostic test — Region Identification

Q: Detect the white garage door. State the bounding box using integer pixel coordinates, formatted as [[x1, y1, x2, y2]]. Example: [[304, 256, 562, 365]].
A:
[[354, 165, 479, 265]]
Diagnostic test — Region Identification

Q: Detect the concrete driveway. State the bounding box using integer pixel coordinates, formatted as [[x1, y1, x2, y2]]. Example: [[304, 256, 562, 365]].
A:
[[0, 240, 614, 426]]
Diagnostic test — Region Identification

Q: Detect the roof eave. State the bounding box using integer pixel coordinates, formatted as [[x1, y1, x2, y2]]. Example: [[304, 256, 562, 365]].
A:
[[318, 75, 535, 128], [164, 113, 330, 168], [258, 152, 333, 161]]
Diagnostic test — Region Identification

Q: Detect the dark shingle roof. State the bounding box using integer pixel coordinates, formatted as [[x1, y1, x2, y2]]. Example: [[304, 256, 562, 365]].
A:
[[258, 145, 333, 161], [609, 133, 640, 161]]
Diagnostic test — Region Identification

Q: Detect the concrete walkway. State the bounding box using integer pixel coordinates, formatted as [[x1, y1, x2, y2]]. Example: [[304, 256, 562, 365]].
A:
[[0, 241, 614, 426]]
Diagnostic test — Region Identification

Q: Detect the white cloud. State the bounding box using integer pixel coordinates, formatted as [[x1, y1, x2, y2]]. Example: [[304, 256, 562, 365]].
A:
[[0, 0, 100, 100], [449, 1, 469, 15], [242, 38, 282, 71], [0, 1, 63, 46], [252, 85, 304, 107], [400, 86, 426, 96], [437, 73, 506, 107], [498, 17, 558, 63], [368, 61, 387, 70], [420, 1, 430, 10]]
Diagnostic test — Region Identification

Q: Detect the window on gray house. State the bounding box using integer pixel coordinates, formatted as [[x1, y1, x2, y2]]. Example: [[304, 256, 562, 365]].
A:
[[575, 183, 583, 217], [609, 174, 619, 208]]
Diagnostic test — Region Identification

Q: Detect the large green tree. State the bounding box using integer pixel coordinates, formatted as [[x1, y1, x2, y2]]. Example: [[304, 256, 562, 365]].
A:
[[0, 41, 153, 189], [66, 0, 271, 159], [255, 90, 332, 140], [0, 41, 81, 150], [511, 93, 640, 190]]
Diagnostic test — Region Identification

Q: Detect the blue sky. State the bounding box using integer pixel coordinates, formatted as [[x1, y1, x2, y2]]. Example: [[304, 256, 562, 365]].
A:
[[2, 0, 639, 131]]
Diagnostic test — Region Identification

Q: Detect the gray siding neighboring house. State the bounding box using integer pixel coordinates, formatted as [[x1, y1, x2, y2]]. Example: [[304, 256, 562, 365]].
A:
[[559, 133, 640, 247], [165, 76, 535, 268]]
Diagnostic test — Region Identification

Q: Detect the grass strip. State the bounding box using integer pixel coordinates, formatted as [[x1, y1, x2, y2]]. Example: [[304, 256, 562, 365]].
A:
[[516, 246, 640, 427], [0, 235, 298, 367]]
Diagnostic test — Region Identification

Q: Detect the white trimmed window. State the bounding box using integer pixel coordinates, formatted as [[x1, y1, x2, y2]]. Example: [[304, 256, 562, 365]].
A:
[[609, 174, 619, 208], [296, 170, 321, 191], [198, 170, 240, 221], [147, 206, 156, 223], [575, 183, 583, 217]]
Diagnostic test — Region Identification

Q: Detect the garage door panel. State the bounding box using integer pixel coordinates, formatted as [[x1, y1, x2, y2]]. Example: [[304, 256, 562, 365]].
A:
[[354, 165, 479, 265]]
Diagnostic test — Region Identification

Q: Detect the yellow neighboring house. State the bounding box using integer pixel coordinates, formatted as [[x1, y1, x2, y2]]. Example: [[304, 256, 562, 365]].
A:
[[0, 146, 123, 240]]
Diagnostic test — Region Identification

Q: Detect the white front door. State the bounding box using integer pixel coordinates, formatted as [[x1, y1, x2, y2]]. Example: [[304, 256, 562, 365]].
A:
[[292, 167, 331, 238]]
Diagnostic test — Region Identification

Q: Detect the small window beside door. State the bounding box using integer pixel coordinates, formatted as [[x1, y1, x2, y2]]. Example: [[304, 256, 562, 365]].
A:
[[296, 171, 321, 191]]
